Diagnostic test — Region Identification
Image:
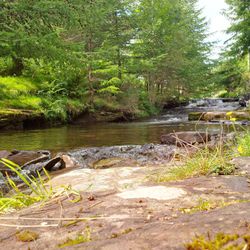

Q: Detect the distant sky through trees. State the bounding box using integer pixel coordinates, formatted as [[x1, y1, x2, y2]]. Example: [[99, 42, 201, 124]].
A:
[[198, 0, 230, 58]]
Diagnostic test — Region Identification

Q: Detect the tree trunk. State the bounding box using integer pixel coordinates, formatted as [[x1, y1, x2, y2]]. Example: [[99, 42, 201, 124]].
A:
[[114, 11, 122, 80], [10, 57, 24, 76]]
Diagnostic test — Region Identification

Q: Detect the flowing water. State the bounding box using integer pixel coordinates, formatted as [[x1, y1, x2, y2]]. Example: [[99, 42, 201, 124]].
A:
[[0, 99, 247, 152]]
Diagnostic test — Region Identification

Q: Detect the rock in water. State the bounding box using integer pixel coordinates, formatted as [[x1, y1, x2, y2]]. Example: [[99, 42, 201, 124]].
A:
[[0, 150, 50, 173], [93, 157, 124, 169], [68, 144, 176, 168], [160, 132, 211, 146]]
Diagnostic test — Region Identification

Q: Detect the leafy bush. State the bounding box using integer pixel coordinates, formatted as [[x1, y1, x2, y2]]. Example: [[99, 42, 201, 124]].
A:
[[139, 91, 159, 115], [93, 97, 120, 112], [41, 98, 68, 121], [0, 57, 13, 75]]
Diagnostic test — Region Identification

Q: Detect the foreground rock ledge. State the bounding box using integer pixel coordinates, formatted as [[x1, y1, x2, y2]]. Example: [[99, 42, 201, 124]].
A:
[[0, 163, 249, 249]]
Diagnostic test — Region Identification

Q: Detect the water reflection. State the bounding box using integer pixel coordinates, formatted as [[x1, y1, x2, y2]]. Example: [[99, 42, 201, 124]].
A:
[[0, 99, 246, 152], [0, 120, 244, 152]]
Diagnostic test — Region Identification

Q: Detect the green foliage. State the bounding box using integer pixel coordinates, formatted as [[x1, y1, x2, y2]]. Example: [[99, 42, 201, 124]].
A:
[[225, 0, 250, 56], [181, 198, 214, 214], [58, 228, 91, 248], [93, 97, 120, 112], [0, 76, 37, 94], [156, 147, 234, 182], [0, 158, 82, 213], [217, 0, 250, 94], [0, 0, 212, 120], [0, 158, 53, 213], [237, 132, 250, 156], [0, 76, 42, 110], [185, 233, 249, 250], [0, 57, 13, 75]]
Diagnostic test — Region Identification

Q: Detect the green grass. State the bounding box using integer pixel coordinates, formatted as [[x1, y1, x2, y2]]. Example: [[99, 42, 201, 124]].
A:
[[185, 233, 250, 250], [0, 158, 53, 213], [0, 76, 86, 121], [0, 76, 42, 110], [58, 227, 91, 248], [0, 158, 81, 213], [155, 147, 235, 183], [237, 132, 250, 156], [181, 198, 250, 214], [0, 76, 38, 94], [0, 96, 42, 110]]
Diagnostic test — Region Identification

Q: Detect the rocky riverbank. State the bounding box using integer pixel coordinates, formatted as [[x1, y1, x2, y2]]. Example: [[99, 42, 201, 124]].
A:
[[0, 109, 45, 130], [0, 152, 249, 249], [0, 131, 249, 249], [0, 108, 149, 130], [188, 110, 250, 122]]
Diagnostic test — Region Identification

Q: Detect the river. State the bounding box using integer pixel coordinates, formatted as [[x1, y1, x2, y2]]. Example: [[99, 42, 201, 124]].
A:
[[0, 99, 247, 152]]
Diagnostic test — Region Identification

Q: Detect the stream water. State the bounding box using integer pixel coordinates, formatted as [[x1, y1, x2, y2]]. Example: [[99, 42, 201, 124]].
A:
[[0, 99, 247, 152]]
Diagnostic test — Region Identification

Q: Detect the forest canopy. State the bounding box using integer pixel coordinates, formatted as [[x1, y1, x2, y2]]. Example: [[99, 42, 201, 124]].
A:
[[0, 0, 216, 120]]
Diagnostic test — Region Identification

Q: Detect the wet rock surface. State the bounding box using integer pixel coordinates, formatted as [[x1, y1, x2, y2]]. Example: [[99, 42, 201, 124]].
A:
[[239, 93, 250, 107], [68, 144, 176, 169], [0, 166, 249, 250], [188, 110, 250, 122], [0, 150, 70, 193], [160, 132, 211, 146]]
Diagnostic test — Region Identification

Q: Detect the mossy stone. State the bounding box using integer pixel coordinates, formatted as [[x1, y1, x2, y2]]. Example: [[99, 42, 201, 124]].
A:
[[16, 230, 39, 242]]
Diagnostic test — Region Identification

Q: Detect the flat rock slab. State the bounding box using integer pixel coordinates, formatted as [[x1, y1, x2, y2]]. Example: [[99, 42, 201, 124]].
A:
[[49, 167, 163, 192], [0, 167, 249, 250]]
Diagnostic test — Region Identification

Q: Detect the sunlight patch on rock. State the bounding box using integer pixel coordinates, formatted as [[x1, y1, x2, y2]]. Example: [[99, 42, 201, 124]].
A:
[[117, 186, 186, 200]]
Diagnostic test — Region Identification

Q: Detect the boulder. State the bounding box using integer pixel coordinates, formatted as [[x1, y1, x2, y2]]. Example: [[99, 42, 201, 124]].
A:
[[239, 93, 250, 107], [231, 157, 250, 176], [61, 155, 77, 168], [0, 150, 51, 174], [226, 111, 250, 121], [203, 112, 227, 121], [92, 157, 124, 169], [188, 111, 250, 122], [43, 157, 66, 171], [161, 132, 211, 146], [68, 144, 176, 168], [7, 150, 50, 166]]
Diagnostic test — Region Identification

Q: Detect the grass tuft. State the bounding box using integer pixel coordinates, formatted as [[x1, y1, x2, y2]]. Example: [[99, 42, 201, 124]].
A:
[[237, 132, 250, 156], [0, 158, 81, 213], [185, 232, 249, 250], [58, 227, 91, 248], [155, 146, 235, 183]]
